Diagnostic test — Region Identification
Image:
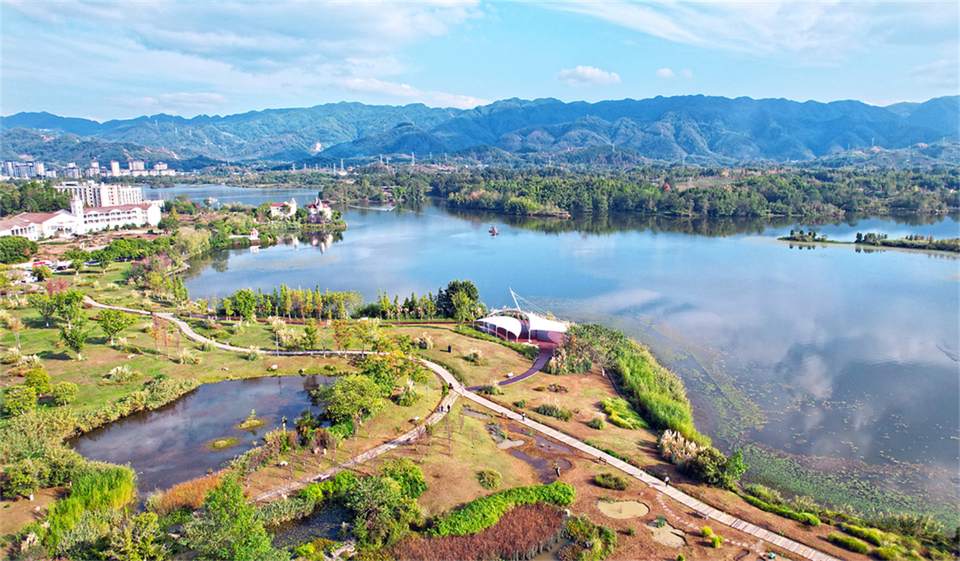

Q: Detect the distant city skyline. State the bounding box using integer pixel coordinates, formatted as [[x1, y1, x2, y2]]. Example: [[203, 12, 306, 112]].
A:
[[2, 1, 957, 121]]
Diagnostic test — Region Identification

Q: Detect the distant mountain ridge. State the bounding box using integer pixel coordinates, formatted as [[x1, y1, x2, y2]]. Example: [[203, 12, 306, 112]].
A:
[[2, 95, 957, 164]]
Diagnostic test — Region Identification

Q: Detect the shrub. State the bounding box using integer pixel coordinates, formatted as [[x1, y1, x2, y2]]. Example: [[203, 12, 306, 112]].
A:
[[3, 385, 37, 415], [178, 348, 201, 365], [547, 383, 568, 393], [594, 473, 628, 491], [478, 381, 502, 395], [23, 367, 52, 395], [392, 503, 565, 561], [600, 398, 646, 429], [414, 333, 434, 350], [245, 346, 262, 360], [701, 526, 714, 538], [396, 380, 421, 406], [1, 347, 23, 365], [588, 417, 606, 430], [100, 365, 142, 385], [51, 382, 79, 406], [200, 340, 215, 352], [843, 524, 892, 547], [513, 400, 526, 408], [742, 495, 821, 526], [477, 470, 502, 491], [743, 483, 783, 505], [433, 482, 576, 537], [465, 348, 487, 366], [874, 546, 903, 560], [828, 533, 871, 555], [536, 403, 572, 421], [711, 535, 724, 548]]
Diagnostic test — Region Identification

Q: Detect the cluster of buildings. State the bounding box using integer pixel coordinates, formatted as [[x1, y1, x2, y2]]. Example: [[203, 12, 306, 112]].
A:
[[0, 181, 162, 241], [2, 160, 178, 180], [268, 193, 333, 223]]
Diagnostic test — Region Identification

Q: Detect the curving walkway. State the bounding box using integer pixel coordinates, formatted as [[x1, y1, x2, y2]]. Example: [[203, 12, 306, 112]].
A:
[[83, 297, 838, 561]]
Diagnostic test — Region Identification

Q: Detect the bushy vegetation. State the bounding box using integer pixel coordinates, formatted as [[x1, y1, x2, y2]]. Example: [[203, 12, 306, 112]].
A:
[[587, 416, 606, 430], [254, 497, 316, 526], [594, 473, 629, 491], [43, 465, 137, 555], [477, 469, 503, 490], [857, 232, 959, 253], [562, 516, 617, 561], [392, 503, 565, 561], [0, 235, 39, 264], [433, 482, 576, 537], [0, 180, 71, 216], [828, 533, 872, 554], [599, 397, 646, 429], [536, 402, 573, 421], [742, 495, 821, 526]]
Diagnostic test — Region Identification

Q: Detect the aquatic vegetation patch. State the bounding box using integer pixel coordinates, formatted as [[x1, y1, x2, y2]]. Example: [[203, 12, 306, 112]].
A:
[[207, 437, 239, 451]]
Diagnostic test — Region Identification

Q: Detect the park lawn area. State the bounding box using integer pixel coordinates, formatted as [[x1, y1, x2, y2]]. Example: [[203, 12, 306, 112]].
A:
[[184, 317, 340, 351], [0, 305, 358, 416], [395, 325, 534, 388], [372, 404, 539, 518], [494, 365, 664, 468]]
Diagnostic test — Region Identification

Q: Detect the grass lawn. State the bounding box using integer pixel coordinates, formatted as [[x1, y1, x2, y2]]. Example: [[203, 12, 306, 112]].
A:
[[395, 325, 533, 388]]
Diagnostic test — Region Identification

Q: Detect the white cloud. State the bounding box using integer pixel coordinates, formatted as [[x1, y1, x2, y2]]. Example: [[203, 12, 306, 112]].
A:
[[551, 1, 958, 63], [680, 68, 694, 79], [111, 93, 228, 113], [656, 68, 676, 78], [556, 65, 621, 86], [910, 59, 959, 90], [342, 78, 489, 109]]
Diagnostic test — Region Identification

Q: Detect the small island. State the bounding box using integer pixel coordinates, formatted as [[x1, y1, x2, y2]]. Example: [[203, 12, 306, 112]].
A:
[[779, 230, 959, 253]]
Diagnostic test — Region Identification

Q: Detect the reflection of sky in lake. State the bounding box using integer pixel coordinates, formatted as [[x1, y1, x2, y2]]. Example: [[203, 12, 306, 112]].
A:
[[179, 186, 959, 473], [71, 376, 326, 492]]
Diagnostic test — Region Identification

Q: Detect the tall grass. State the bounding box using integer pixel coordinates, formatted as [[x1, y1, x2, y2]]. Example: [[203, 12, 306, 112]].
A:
[[433, 482, 575, 537], [45, 465, 136, 550], [151, 474, 222, 516], [599, 397, 646, 430]]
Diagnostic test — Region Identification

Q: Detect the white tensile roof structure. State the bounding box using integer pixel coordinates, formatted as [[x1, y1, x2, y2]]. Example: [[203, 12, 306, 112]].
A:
[[474, 309, 567, 342]]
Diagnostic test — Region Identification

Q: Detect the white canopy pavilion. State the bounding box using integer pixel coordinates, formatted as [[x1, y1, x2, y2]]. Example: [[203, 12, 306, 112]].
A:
[[473, 309, 567, 343]]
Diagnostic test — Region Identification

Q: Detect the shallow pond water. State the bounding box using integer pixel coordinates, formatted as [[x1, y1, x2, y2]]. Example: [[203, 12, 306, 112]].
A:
[[268, 504, 350, 550], [71, 375, 332, 493]]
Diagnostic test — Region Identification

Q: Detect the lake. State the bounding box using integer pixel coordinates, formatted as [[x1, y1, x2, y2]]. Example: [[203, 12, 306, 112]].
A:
[[154, 184, 960, 517]]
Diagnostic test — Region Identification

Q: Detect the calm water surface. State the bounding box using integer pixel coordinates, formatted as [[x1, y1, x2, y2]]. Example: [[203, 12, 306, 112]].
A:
[[151, 186, 959, 490], [72, 375, 329, 492]]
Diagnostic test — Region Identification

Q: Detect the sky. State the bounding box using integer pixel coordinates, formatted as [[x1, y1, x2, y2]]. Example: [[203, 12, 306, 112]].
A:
[[2, 1, 957, 121]]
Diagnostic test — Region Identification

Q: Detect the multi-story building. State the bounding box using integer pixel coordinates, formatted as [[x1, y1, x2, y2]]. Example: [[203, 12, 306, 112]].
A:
[[56, 181, 144, 207], [110, 161, 121, 176]]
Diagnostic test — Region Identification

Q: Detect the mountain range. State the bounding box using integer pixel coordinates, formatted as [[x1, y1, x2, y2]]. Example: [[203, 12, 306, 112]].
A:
[[2, 95, 957, 165]]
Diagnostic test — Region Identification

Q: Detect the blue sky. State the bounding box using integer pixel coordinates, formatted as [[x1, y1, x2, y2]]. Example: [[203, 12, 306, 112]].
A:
[[2, 1, 957, 120]]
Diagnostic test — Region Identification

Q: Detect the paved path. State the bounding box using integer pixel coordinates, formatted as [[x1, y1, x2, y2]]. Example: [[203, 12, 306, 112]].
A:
[[84, 297, 838, 561]]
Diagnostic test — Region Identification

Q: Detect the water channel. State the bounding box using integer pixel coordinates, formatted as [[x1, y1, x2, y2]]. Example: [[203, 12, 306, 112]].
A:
[[140, 185, 959, 516]]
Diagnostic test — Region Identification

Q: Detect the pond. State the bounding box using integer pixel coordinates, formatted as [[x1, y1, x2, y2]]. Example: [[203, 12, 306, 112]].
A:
[[71, 375, 331, 493], [151, 185, 960, 519]]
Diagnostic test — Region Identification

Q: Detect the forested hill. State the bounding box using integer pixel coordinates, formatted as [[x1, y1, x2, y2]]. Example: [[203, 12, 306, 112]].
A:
[[2, 95, 957, 164]]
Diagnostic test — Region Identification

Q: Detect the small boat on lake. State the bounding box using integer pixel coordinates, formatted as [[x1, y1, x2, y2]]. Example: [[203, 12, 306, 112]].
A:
[[489, 225, 499, 235]]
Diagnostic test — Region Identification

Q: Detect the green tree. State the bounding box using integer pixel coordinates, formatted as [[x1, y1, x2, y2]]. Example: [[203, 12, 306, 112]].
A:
[[3, 385, 37, 416], [171, 276, 190, 309], [345, 475, 420, 549], [58, 317, 90, 361], [29, 293, 58, 327], [232, 289, 256, 322], [182, 476, 280, 560], [722, 450, 748, 488], [0, 236, 39, 264], [33, 265, 53, 281], [51, 382, 79, 406], [378, 458, 427, 499], [96, 309, 137, 345], [54, 290, 85, 328], [314, 374, 383, 425], [452, 290, 474, 329]]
